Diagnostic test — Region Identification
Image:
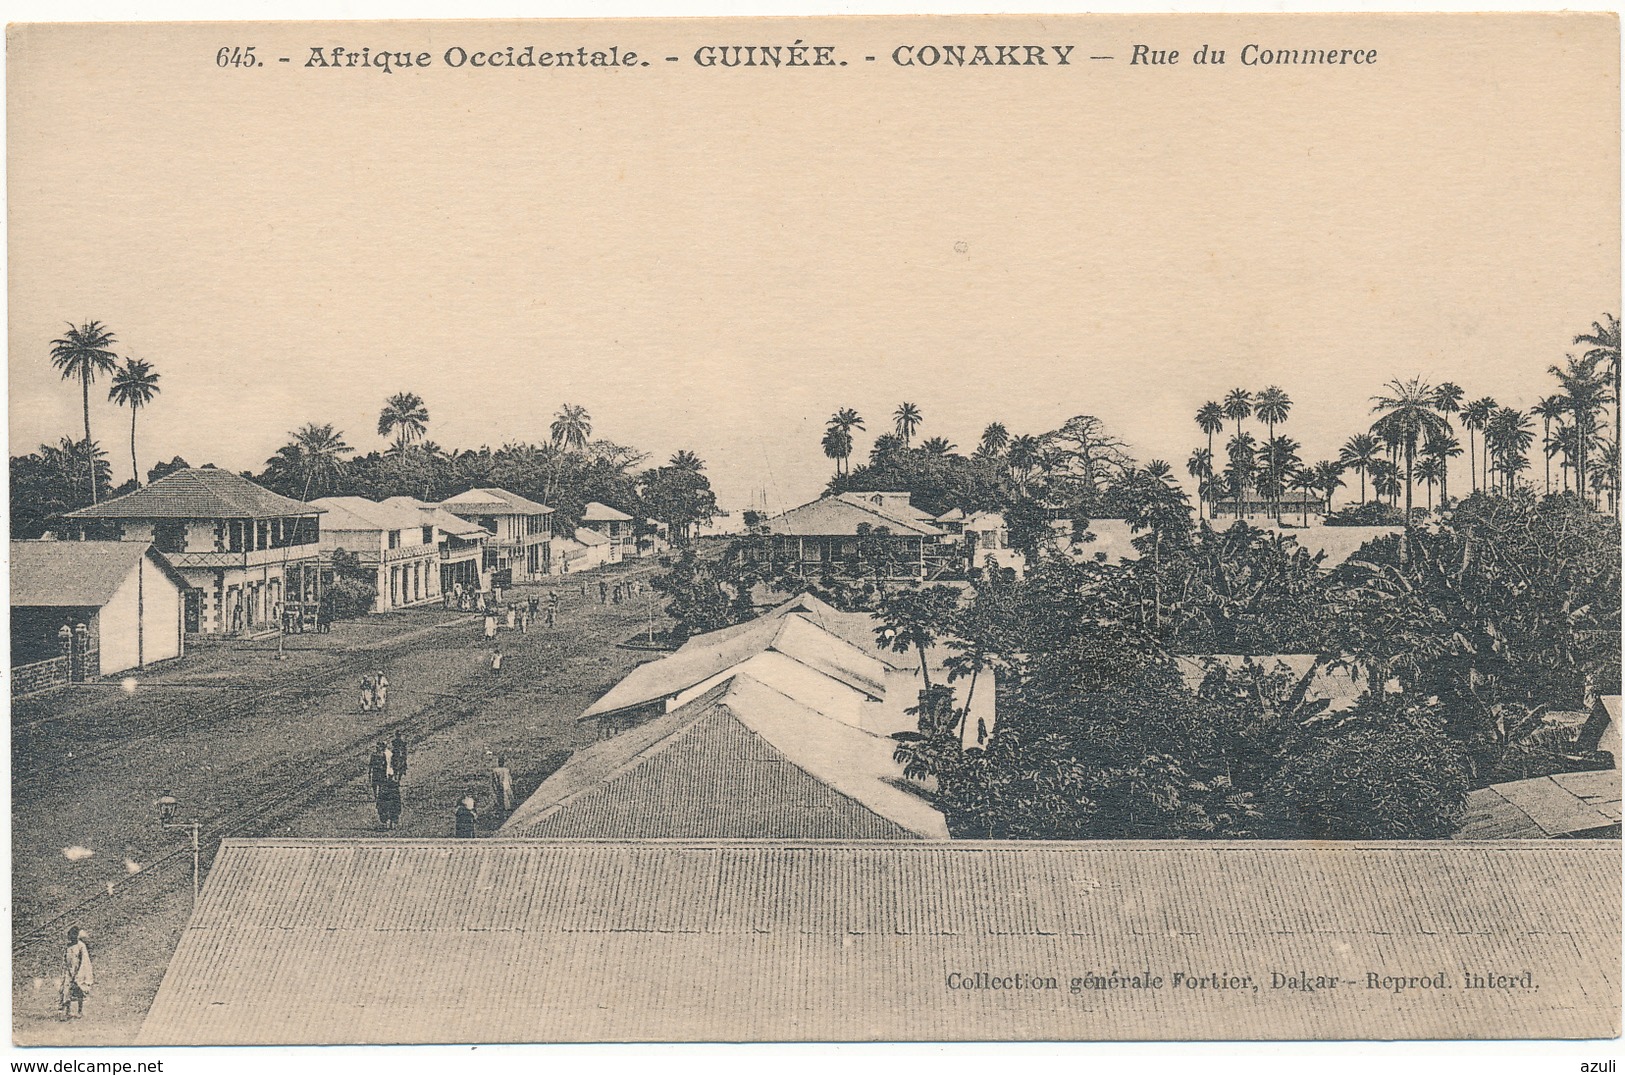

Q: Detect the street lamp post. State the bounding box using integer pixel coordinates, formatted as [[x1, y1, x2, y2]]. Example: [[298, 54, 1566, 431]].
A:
[[154, 793, 202, 904]]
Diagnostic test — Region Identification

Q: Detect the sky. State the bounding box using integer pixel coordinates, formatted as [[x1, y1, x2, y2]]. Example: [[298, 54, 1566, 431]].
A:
[[8, 14, 1619, 514]]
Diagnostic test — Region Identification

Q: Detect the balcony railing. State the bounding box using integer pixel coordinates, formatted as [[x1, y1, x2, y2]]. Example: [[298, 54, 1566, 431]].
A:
[[164, 545, 322, 570]]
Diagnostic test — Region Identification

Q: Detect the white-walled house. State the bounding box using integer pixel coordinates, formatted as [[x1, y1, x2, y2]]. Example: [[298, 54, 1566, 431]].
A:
[[438, 488, 554, 585], [310, 496, 443, 612], [11, 541, 187, 677], [380, 496, 492, 595], [581, 501, 636, 562]]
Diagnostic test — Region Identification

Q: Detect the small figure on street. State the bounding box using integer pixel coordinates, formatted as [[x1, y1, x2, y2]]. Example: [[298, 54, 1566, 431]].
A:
[[490, 645, 503, 675], [369, 741, 390, 793], [506, 605, 516, 630], [546, 590, 559, 628], [490, 755, 514, 817], [455, 795, 477, 838], [373, 670, 390, 711], [599, 580, 609, 604], [359, 672, 376, 713], [391, 730, 409, 785], [58, 926, 93, 1020], [613, 584, 623, 605], [376, 778, 402, 830], [528, 595, 540, 617], [519, 607, 529, 633], [484, 609, 497, 639]]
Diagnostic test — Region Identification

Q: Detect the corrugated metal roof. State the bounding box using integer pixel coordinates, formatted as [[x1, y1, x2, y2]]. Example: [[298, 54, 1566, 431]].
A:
[[1457, 770, 1623, 839], [439, 487, 554, 516], [11, 541, 187, 607], [138, 840, 1620, 1044], [762, 495, 942, 538], [64, 468, 322, 520], [502, 677, 940, 840], [581, 597, 891, 719]]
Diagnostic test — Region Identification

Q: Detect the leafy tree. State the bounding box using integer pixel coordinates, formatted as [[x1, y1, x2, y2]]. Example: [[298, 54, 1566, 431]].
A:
[[649, 546, 758, 640], [324, 548, 378, 619], [49, 321, 120, 503], [261, 423, 354, 499], [638, 463, 718, 545]]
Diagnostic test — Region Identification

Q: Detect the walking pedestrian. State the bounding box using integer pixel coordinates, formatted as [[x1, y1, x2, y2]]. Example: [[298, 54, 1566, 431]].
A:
[[58, 927, 93, 1021], [490, 645, 503, 675], [359, 672, 376, 713], [506, 604, 516, 630], [528, 595, 540, 617], [599, 580, 609, 604], [519, 607, 529, 633], [455, 795, 477, 838], [376, 778, 402, 830], [391, 730, 409, 785], [484, 609, 497, 639], [490, 755, 514, 817], [373, 671, 389, 712], [369, 742, 390, 793], [546, 591, 558, 628]]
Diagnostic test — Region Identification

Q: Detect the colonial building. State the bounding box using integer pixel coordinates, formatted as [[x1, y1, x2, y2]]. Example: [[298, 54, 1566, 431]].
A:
[[437, 488, 554, 586], [61, 468, 323, 637], [11, 540, 187, 682], [380, 496, 491, 595], [309, 497, 443, 612], [580, 501, 636, 562], [754, 492, 948, 579]]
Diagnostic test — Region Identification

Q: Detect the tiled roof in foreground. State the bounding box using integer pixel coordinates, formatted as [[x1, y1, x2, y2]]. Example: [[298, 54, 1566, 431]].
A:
[[138, 840, 1619, 1045], [65, 468, 321, 520]]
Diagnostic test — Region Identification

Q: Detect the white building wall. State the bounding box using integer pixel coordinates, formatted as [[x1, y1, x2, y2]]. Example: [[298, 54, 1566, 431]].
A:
[[98, 555, 185, 675]]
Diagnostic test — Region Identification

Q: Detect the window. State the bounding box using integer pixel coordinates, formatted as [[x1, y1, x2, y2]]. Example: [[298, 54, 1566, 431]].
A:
[[422, 525, 434, 545], [388, 530, 401, 550], [154, 521, 188, 553]]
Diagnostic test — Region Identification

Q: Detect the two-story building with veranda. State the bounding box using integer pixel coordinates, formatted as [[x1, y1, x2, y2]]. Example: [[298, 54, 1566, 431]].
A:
[[580, 501, 636, 562], [380, 496, 491, 596], [437, 488, 554, 586], [309, 496, 443, 612], [62, 467, 324, 637]]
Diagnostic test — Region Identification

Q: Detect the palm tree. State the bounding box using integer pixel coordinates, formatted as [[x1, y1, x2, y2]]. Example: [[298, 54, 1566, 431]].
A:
[[1254, 386, 1292, 444], [821, 427, 852, 476], [49, 320, 120, 503], [1371, 459, 1401, 505], [1420, 431, 1462, 505], [1369, 377, 1449, 549], [107, 357, 161, 487], [829, 407, 865, 434], [377, 392, 429, 453], [1221, 388, 1252, 441], [1433, 381, 1464, 421], [1261, 435, 1301, 520], [1461, 397, 1497, 493], [1548, 354, 1612, 506], [827, 409, 865, 473], [1548, 422, 1580, 492], [669, 450, 705, 472], [1225, 431, 1257, 517], [1006, 434, 1040, 495], [550, 404, 592, 452], [1413, 455, 1444, 510], [1574, 313, 1620, 445], [893, 402, 923, 448], [1187, 448, 1214, 520], [1530, 395, 1566, 494], [1339, 432, 1381, 503], [977, 422, 1010, 457], [1485, 407, 1534, 494], [1592, 438, 1620, 513], [920, 436, 956, 456], [1311, 459, 1345, 515], [266, 423, 353, 499], [1195, 401, 1225, 465]]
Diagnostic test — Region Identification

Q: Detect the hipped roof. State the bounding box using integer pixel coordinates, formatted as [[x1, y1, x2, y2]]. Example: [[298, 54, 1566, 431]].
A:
[[65, 468, 321, 520]]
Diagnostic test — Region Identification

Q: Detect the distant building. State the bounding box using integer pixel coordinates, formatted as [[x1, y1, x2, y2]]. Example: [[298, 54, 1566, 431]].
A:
[[11, 541, 187, 681], [551, 526, 612, 574], [502, 678, 948, 839], [754, 492, 948, 579], [380, 496, 492, 595], [578, 592, 994, 747], [934, 507, 966, 540], [309, 497, 443, 612], [438, 488, 554, 586], [580, 501, 636, 562], [62, 468, 323, 636], [1212, 490, 1327, 520], [137, 839, 1618, 1044]]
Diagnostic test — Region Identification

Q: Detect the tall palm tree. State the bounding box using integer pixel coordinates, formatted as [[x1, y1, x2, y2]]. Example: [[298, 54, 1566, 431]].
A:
[[1288, 467, 1320, 525], [107, 357, 161, 487], [1548, 354, 1612, 507], [827, 409, 865, 473], [49, 320, 121, 502], [920, 436, 956, 456], [1339, 432, 1381, 503], [1413, 455, 1444, 510], [893, 402, 923, 448], [1485, 407, 1535, 494], [1186, 447, 1214, 520], [267, 423, 354, 499], [377, 392, 429, 453], [1369, 376, 1448, 556], [1254, 386, 1292, 444], [669, 450, 705, 472], [1420, 431, 1462, 506], [1006, 434, 1040, 495], [1195, 401, 1225, 467], [1221, 388, 1252, 442], [1592, 438, 1620, 514], [1225, 431, 1257, 518], [821, 428, 851, 477], [1461, 396, 1497, 493], [1433, 381, 1465, 421], [1530, 395, 1566, 494], [550, 403, 592, 452], [1574, 313, 1620, 445], [977, 422, 1010, 457], [1261, 435, 1301, 520], [1548, 422, 1580, 492]]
